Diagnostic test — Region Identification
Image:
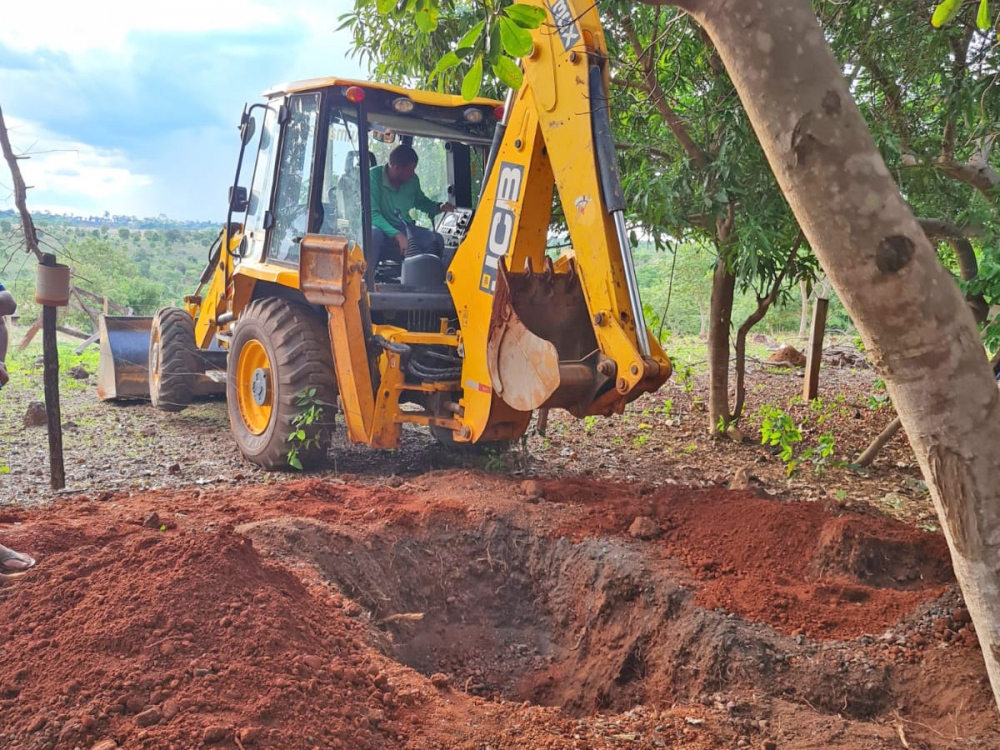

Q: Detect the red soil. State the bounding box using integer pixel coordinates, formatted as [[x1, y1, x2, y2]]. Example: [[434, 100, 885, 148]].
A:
[[0, 472, 992, 750], [543, 478, 953, 639]]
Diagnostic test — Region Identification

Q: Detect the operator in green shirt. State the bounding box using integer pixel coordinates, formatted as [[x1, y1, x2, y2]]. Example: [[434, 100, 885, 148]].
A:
[[369, 144, 455, 273]]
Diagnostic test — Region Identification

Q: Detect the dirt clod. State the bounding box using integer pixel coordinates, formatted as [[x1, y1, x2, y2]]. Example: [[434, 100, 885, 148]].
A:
[[521, 479, 544, 500], [628, 516, 660, 539], [429, 673, 451, 689], [238, 726, 263, 744], [22, 400, 46, 427], [202, 725, 229, 744], [135, 707, 162, 727]]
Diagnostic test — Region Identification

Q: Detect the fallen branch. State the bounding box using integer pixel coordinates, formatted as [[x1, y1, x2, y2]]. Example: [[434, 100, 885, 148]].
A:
[[856, 416, 901, 468]]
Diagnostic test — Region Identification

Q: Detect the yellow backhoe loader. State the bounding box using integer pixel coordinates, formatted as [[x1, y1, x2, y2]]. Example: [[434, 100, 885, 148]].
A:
[[99, 0, 672, 469]]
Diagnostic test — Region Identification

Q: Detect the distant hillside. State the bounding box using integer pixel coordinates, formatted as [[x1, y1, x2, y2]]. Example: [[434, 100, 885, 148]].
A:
[[1, 213, 845, 340], [0, 209, 218, 232]]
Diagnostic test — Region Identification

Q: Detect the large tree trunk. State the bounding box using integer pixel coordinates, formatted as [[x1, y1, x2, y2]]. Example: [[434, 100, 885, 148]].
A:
[[672, 0, 1000, 709]]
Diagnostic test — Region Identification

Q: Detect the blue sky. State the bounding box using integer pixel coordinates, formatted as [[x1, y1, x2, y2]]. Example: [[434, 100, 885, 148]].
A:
[[0, 0, 367, 221]]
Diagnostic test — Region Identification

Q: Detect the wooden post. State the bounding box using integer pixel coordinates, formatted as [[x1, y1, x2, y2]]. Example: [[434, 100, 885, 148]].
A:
[[1, 105, 64, 489], [802, 296, 829, 401], [40, 254, 65, 489]]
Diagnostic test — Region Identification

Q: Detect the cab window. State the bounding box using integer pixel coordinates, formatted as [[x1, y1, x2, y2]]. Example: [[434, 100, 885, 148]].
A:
[[267, 93, 320, 263]]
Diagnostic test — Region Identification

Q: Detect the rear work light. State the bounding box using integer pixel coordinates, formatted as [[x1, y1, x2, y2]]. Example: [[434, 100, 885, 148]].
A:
[[393, 97, 415, 113], [345, 86, 366, 103], [463, 107, 484, 124]]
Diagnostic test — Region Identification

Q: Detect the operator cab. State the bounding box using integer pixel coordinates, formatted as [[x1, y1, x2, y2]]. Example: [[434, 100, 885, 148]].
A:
[[230, 79, 500, 332]]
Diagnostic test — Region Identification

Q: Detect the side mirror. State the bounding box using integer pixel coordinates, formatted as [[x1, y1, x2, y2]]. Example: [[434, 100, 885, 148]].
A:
[[240, 115, 257, 145], [229, 186, 249, 213]]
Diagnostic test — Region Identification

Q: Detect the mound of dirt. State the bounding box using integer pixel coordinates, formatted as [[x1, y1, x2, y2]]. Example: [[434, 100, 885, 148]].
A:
[[0, 526, 401, 750], [766, 345, 807, 367]]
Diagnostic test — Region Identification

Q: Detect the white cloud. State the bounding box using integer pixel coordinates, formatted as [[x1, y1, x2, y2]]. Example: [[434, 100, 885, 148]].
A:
[[1, 1, 285, 54], [0, 0, 369, 220], [1, 116, 153, 217]]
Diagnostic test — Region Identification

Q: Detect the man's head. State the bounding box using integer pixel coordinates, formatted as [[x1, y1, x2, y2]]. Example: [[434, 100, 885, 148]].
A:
[[386, 145, 419, 187]]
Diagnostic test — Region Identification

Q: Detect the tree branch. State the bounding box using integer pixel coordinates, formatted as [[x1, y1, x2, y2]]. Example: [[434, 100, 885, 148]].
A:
[[619, 15, 710, 170], [916, 217, 986, 240], [917, 218, 989, 324], [936, 154, 1000, 200], [0, 105, 42, 261]]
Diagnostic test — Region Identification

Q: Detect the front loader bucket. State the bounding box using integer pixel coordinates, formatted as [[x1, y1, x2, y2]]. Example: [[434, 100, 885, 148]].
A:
[[486, 259, 610, 417], [98, 315, 153, 400]]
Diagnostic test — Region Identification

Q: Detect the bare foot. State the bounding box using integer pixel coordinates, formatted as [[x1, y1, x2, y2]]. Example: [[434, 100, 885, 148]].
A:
[[0, 546, 35, 574]]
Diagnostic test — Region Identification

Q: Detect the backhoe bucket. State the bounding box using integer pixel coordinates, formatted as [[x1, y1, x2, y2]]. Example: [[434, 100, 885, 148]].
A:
[[486, 259, 611, 417], [98, 315, 153, 400]]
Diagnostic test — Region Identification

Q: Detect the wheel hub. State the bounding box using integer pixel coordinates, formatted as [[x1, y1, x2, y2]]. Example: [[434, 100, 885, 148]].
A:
[[251, 368, 270, 406], [235, 338, 274, 436]]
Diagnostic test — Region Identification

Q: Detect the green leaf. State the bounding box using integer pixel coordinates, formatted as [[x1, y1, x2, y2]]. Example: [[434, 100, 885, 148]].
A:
[[931, 0, 963, 27], [462, 55, 484, 100], [504, 5, 546, 29], [978, 0, 991, 30], [499, 16, 533, 58], [289, 453, 303, 471], [457, 20, 485, 51], [492, 56, 523, 89], [431, 51, 463, 77], [376, 0, 396, 15], [415, 7, 438, 33]]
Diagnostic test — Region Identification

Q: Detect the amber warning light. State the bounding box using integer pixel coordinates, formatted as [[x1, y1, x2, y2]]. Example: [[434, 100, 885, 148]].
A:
[[345, 86, 366, 103]]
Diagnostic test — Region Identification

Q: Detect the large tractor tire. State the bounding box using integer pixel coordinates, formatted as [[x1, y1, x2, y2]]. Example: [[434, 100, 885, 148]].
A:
[[226, 298, 337, 470], [149, 307, 198, 413]]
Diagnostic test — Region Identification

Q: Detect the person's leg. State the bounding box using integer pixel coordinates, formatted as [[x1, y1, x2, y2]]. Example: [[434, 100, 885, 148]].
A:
[[369, 228, 404, 272], [0, 289, 16, 364], [369, 228, 389, 271]]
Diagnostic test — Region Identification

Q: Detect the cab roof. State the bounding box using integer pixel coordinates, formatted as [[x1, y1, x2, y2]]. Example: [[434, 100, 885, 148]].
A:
[[262, 76, 502, 109]]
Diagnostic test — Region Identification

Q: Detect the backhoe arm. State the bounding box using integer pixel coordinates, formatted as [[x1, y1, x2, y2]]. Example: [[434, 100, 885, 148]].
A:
[[448, 0, 671, 442]]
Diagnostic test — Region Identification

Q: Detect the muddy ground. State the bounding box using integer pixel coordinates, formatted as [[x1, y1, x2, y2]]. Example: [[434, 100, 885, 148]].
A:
[[0, 334, 996, 749]]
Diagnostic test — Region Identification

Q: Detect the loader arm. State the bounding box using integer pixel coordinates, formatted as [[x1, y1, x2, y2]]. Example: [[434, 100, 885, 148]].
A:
[[189, 227, 243, 350], [447, 0, 671, 442]]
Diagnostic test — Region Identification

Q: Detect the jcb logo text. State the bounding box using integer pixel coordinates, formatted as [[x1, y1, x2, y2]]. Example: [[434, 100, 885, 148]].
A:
[[480, 163, 524, 294]]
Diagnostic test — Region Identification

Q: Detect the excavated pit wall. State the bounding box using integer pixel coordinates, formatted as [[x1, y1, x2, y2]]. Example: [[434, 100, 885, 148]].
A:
[[241, 513, 896, 720]]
